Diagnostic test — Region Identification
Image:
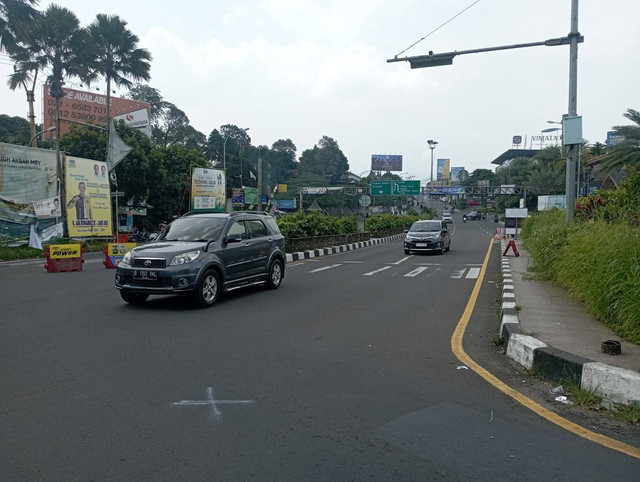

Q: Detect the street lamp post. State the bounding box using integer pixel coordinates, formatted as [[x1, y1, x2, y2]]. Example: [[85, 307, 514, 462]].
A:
[[427, 139, 438, 187]]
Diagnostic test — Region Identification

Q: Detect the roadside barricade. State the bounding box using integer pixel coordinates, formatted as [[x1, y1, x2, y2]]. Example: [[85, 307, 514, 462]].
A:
[[44, 244, 84, 272], [104, 242, 137, 269]]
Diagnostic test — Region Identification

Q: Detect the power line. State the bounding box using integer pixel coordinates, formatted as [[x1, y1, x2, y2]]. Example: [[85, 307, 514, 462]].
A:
[[394, 0, 481, 58]]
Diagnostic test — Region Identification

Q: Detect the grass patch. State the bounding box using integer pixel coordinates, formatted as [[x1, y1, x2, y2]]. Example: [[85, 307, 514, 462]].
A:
[[492, 334, 505, 346], [521, 211, 640, 344], [561, 375, 602, 407], [613, 401, 640, 424], [527, 364, 546, 379]]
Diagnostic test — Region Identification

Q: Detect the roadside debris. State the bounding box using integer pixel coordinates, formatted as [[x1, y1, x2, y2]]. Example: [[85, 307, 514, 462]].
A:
[[555, 396, 574, 405], [457, 366, 469, 370]]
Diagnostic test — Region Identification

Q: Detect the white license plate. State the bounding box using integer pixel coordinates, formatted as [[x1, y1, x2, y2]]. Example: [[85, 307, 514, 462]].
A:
[[415, 243, 428, 247], [134, 270, 157, 280]]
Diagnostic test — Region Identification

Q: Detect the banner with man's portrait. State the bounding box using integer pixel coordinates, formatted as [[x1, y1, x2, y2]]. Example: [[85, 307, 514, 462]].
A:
[[65, 156, 112, 237]]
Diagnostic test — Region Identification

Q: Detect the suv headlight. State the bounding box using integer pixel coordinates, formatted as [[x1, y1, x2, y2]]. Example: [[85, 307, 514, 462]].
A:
[[170, 250, 201, 266], [405, 234, 414, 241], [121, 251, 132, 265]]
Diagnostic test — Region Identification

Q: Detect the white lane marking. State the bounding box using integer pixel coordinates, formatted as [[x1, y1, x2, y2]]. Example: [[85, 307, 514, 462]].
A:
[[451, 268, 465, 279], [363, 266, 392, 276], [404, 267, 429, 277], [390, 257, 410, 265], [466, 267, 481, 279], [342, 261, 364, 264], [310, 264, 342, 273], [173, 387, 253, 420]]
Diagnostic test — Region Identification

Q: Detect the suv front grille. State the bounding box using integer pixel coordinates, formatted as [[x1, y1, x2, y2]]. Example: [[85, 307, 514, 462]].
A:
[[132, 258, 166, 268]]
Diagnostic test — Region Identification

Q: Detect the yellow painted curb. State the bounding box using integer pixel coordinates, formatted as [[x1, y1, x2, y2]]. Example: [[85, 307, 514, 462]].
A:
[[451, 239, 640, 460]]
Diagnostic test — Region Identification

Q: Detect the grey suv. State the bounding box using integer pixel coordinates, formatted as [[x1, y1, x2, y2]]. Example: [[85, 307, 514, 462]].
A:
[[115, 211, 286, 307]]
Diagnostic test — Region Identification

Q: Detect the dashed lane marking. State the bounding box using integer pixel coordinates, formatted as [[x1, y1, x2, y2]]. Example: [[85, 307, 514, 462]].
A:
[[310, 264, 342, 273], [363, 266, 392, 276]]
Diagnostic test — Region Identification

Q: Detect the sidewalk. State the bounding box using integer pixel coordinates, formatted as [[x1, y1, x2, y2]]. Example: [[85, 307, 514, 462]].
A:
[[499, 237, 640, 405]]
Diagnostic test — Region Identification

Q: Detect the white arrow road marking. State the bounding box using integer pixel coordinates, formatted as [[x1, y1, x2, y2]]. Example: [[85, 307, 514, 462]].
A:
[[173, 387, 253, 420], [310, 264, 342, 273], [363, 266, 392, 276], [404, 267, 429, 277]]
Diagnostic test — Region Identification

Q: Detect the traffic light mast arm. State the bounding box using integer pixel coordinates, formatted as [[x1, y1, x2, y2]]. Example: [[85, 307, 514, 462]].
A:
[[386, 35, 583, 68]]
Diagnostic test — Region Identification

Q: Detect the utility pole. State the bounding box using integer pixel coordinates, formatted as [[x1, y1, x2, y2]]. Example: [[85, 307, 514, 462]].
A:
[[388, 1, 583, 222], [257, 149, 263, 211], [565, 0, 580, 222]]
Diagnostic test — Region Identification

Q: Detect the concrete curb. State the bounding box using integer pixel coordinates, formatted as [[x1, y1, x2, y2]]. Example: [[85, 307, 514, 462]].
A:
[[285, 233, 405, 263], [499, 239, 640, 406]]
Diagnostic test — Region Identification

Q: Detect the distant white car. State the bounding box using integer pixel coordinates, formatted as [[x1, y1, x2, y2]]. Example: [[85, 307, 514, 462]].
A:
[[442, 211, 453, 223]]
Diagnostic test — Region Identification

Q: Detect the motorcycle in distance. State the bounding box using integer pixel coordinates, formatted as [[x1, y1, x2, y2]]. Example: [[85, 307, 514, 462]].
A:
[[462, 214, 467, 223]]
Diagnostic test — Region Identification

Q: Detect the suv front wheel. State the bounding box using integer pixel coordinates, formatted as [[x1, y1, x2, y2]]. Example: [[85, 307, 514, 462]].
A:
[[192, 269, 220, 307], [266, 259, 283, 290]]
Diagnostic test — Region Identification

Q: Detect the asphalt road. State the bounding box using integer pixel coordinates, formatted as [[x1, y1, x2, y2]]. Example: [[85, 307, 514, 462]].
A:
[[2, 214, 639, 480]]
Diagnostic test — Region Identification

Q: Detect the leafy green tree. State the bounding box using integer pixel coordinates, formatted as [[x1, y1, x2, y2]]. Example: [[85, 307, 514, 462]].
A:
[[299, 136, 349, 181], [86, 14, 152, 126], [126, 84, 167, 124], [270, 138, 298, 183], [0, 0, 38, 53], [601, 108, 640, 171], [0, 113, 31, 144], [462, 168, 498, 187]]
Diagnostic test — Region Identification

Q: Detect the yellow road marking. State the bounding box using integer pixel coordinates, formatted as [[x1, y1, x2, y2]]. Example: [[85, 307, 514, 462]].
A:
[[451, 239, 640, 460]]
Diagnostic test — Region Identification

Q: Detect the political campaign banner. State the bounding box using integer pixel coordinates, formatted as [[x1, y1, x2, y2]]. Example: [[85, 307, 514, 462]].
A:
[[65, 156, 112, 237]]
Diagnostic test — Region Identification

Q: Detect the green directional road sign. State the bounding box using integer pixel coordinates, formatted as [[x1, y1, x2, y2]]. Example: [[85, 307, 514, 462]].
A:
[[393, 180, 420, 195], [370, 180, 392, 196]]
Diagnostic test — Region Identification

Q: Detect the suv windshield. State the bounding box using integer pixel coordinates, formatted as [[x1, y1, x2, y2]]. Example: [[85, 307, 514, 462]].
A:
[[158, 216, 227, 241], [410, 221, 442, 232]]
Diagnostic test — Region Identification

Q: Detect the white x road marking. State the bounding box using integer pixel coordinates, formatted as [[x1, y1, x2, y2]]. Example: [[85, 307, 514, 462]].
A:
[[173, 387, 253, 420]]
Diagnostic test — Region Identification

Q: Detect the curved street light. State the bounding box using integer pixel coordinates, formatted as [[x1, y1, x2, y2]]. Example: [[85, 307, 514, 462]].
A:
[[30, 125, 56, 146]]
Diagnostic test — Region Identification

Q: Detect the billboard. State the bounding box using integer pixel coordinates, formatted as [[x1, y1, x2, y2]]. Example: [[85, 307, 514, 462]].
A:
[[371, 154, 403, 171], [606, 131, 625, 148], [43, 86, 151, 138], [65, 156, 113, 237], [450, 167, 464, 182], [191, 167, 226, 212], [0, 143, 63, 246], [437, 158, 450, 180]]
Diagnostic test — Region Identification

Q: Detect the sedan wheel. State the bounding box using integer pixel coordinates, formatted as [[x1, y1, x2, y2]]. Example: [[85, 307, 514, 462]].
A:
[[192, 269, 220, 307]]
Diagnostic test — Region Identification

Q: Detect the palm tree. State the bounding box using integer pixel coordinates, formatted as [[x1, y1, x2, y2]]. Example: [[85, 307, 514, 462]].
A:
[[601, 109, 640, 171], [3, 0, 41, 144], [0, 0, 39, 53], [86, 14, 152, 129]]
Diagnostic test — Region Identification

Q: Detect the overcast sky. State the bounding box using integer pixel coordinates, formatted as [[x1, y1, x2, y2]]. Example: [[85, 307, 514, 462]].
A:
[[1, 0, 638, 183]]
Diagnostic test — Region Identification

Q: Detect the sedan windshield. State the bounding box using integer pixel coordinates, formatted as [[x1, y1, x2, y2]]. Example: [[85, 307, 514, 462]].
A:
[[410, 221, 442, 232], [158, 217, 227, 242]]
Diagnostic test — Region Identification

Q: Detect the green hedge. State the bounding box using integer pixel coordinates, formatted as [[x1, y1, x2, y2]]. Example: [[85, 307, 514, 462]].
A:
[[522, 210, 640, 344]]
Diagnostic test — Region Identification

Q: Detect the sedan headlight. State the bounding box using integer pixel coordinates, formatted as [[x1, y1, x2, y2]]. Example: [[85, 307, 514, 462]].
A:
[[405, 234, 415, 241], [121, 251, 132, 265], [170, 250, 201, 266]]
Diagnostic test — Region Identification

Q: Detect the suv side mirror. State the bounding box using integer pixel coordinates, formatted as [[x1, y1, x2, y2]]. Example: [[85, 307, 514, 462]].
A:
[[225, 234, 243, 244]]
